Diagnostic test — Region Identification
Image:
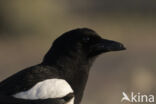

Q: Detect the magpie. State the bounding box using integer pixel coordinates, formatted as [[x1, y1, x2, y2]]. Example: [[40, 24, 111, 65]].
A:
[[0, 28, 126, 104]]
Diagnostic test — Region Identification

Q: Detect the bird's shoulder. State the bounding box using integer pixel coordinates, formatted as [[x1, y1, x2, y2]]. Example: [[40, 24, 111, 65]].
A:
[[0, 64, 61, 95]]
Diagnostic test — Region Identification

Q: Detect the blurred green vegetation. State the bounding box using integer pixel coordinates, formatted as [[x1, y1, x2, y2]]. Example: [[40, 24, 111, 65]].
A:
[[0, 1, 156, 104]]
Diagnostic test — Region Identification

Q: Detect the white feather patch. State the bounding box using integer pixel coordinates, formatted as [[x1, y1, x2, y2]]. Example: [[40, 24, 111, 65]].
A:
[[13, 79, 73, 100]]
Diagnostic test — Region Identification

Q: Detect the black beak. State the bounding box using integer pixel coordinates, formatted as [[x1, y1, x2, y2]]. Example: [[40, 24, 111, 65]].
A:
[[89, 38, 126, 56], [99, 39, 126, 51]]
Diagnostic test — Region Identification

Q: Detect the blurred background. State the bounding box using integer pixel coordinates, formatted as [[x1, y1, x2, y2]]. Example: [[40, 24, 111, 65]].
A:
[[0, 0, 156, 104]]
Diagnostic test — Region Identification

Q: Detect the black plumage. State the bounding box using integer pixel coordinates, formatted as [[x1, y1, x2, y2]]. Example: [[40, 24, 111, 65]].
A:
[[0, 93, 74, 104], [0, 28, 126, 104]]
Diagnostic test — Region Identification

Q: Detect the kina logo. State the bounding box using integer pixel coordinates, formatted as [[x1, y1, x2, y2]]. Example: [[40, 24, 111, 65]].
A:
[[121, 92, 154, 103]]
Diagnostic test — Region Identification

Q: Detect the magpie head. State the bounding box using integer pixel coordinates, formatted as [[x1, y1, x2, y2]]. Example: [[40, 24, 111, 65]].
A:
[[43, 28, 126, 63], [54, 28, 125, 56]]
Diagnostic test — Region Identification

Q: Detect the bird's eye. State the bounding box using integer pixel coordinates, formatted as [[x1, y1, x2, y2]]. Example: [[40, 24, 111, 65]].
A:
[[83, 37, 90, 42]]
